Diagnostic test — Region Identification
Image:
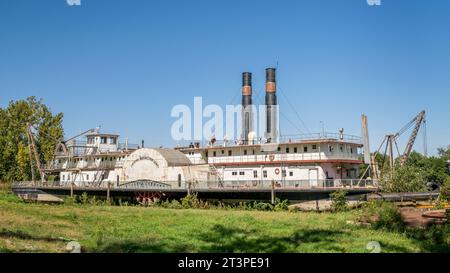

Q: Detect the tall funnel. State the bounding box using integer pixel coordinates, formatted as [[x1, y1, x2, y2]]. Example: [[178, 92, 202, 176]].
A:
[[241, 72, 253, 144], [265, 68, 278, 142]]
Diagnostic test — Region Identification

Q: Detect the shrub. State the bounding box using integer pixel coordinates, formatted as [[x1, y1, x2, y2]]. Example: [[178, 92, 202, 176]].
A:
[[251, 201, 274, 211], [117, 199, 129, 207], [80, 192, 89, 205], [64, 195, 77, 206], [379, 164, 427, 193], [155, 199, 183, 209], [180, 193, 202, 209], [361, 201, 404, 231], [439, 177, 450, 201], [274, 198, 289, 211], [330, 189, 348, 212]]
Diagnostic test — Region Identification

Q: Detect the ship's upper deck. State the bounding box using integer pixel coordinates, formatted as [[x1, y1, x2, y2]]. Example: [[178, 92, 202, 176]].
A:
[[55, 131, 140, 158], [175, 132, 364, 166], [176, 132, 363, 151]]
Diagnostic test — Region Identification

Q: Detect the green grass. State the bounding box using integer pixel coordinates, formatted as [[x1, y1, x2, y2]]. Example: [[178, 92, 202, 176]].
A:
[[0, 191, 448, 253]]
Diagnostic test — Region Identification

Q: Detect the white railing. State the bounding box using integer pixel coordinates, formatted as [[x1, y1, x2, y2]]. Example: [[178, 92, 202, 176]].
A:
[[207, 153, 360, 164], [13, 179, 377, 190], [197, 179, 377, 189]]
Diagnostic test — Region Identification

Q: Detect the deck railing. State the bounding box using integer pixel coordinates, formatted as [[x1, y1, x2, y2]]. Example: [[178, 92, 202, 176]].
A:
[[12, 179, 377, 190]]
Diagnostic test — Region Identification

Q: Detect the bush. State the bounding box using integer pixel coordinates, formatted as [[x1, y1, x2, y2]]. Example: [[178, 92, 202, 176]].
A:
[[360, 201, 404, 231], [330, 189, 348, 212], [155, 199, 183, 209], [64, 195, 77, 206], [80, 192, 89, 205], [274, 198, 289, 211], [379, 164, 427, 193], [180, 193, 202, 209], [439, 177, 450, 201], [251, 201, 274, 211]]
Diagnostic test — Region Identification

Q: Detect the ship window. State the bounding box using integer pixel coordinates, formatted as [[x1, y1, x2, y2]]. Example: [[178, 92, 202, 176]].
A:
[[111, 137, 117, 144], [228, 150, 232, 156], [101, 137, 107, 144], [312, 145, 317, 150], [221, 150, 225, 155], [244, 150, 247, 155], [213, 151, 216, 157], [253, 170, 258, 178], [205, 151, 208, 157], [289, 171, 294, 177], [252, 150, 255, 155], [86, 174, 89, 180], [329, 145, 334, 153], [304, 146, 308, 153], [294, 147, 298, 153], [263, 170, 267, 178], [232, 171, 237, 176], [62, 175, 65, 181], [282, 170, 286, 177], [340, 145, 344, 152], [350, 148, 354, 154], [286, 147, 290, 153], [277, 147, 281, 152], [239, 171, 245, 175]]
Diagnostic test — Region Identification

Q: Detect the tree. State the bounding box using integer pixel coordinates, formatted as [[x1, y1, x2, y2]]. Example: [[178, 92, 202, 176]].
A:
[[405, 151, 449, 186], [439, 177, 450, 201], [438, 146, 450, 161], [0, 97, 64, 183], [379, 164, 427, 193]]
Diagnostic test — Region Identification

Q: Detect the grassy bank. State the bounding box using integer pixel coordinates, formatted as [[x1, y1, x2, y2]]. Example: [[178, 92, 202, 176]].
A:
[[0, 191, 448, 253]]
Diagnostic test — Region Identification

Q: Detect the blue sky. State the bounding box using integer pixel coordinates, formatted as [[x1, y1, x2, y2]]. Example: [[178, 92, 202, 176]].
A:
[[0, 0, 449, 155]]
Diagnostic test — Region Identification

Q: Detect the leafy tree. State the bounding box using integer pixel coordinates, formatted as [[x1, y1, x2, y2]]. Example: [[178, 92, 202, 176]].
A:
[[438, 146, 450, 161], [0, 97, 63, 182], [405, 151, 449, 186], [439, 177, 450, 201], [330, 189, 348, 212], [379, 164, 427, 193]]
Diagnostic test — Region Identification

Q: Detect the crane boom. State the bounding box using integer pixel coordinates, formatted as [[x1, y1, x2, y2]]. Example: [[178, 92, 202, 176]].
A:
[[63, 128, 97, 144], [400, 110, 426, 164]]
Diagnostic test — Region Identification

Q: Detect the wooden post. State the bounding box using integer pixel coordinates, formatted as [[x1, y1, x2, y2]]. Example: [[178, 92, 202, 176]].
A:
[[187, 181, 191, 196], [107, 182, 111, 203], [70, 182, 74, 198], [316, 199, 320, 212], [271, 180, 275, 205]]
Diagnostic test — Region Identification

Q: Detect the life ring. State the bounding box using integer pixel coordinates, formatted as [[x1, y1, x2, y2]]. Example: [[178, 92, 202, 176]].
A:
[[274, 168, 280, 175], [269, 154, 275, 161]]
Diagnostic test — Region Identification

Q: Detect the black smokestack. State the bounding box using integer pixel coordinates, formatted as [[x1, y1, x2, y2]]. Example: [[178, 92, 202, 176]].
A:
[[241, 72, 253, 143], [242, 72, 252, 109], [265, 68, 277, 142]]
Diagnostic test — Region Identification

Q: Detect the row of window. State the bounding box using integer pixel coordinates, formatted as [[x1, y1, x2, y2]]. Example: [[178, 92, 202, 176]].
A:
[[62, 174, 90, 181], [202, 144, 354, 157], [230, 170, 294, 178], [61, 173, 108, 181], [87, 136, 117, 145], [68, 156, 126, 163]]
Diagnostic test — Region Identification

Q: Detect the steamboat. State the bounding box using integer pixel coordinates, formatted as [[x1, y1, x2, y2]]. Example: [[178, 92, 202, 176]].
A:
[[13, 68, 377, 202]]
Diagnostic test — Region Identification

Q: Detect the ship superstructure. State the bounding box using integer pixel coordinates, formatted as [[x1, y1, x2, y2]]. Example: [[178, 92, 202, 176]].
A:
[[43, 68, 372, 189], [176, 68, 365, 188]]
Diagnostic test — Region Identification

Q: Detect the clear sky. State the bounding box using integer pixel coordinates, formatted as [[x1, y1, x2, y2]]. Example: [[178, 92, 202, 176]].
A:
[[0, 0, 449, 155]]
